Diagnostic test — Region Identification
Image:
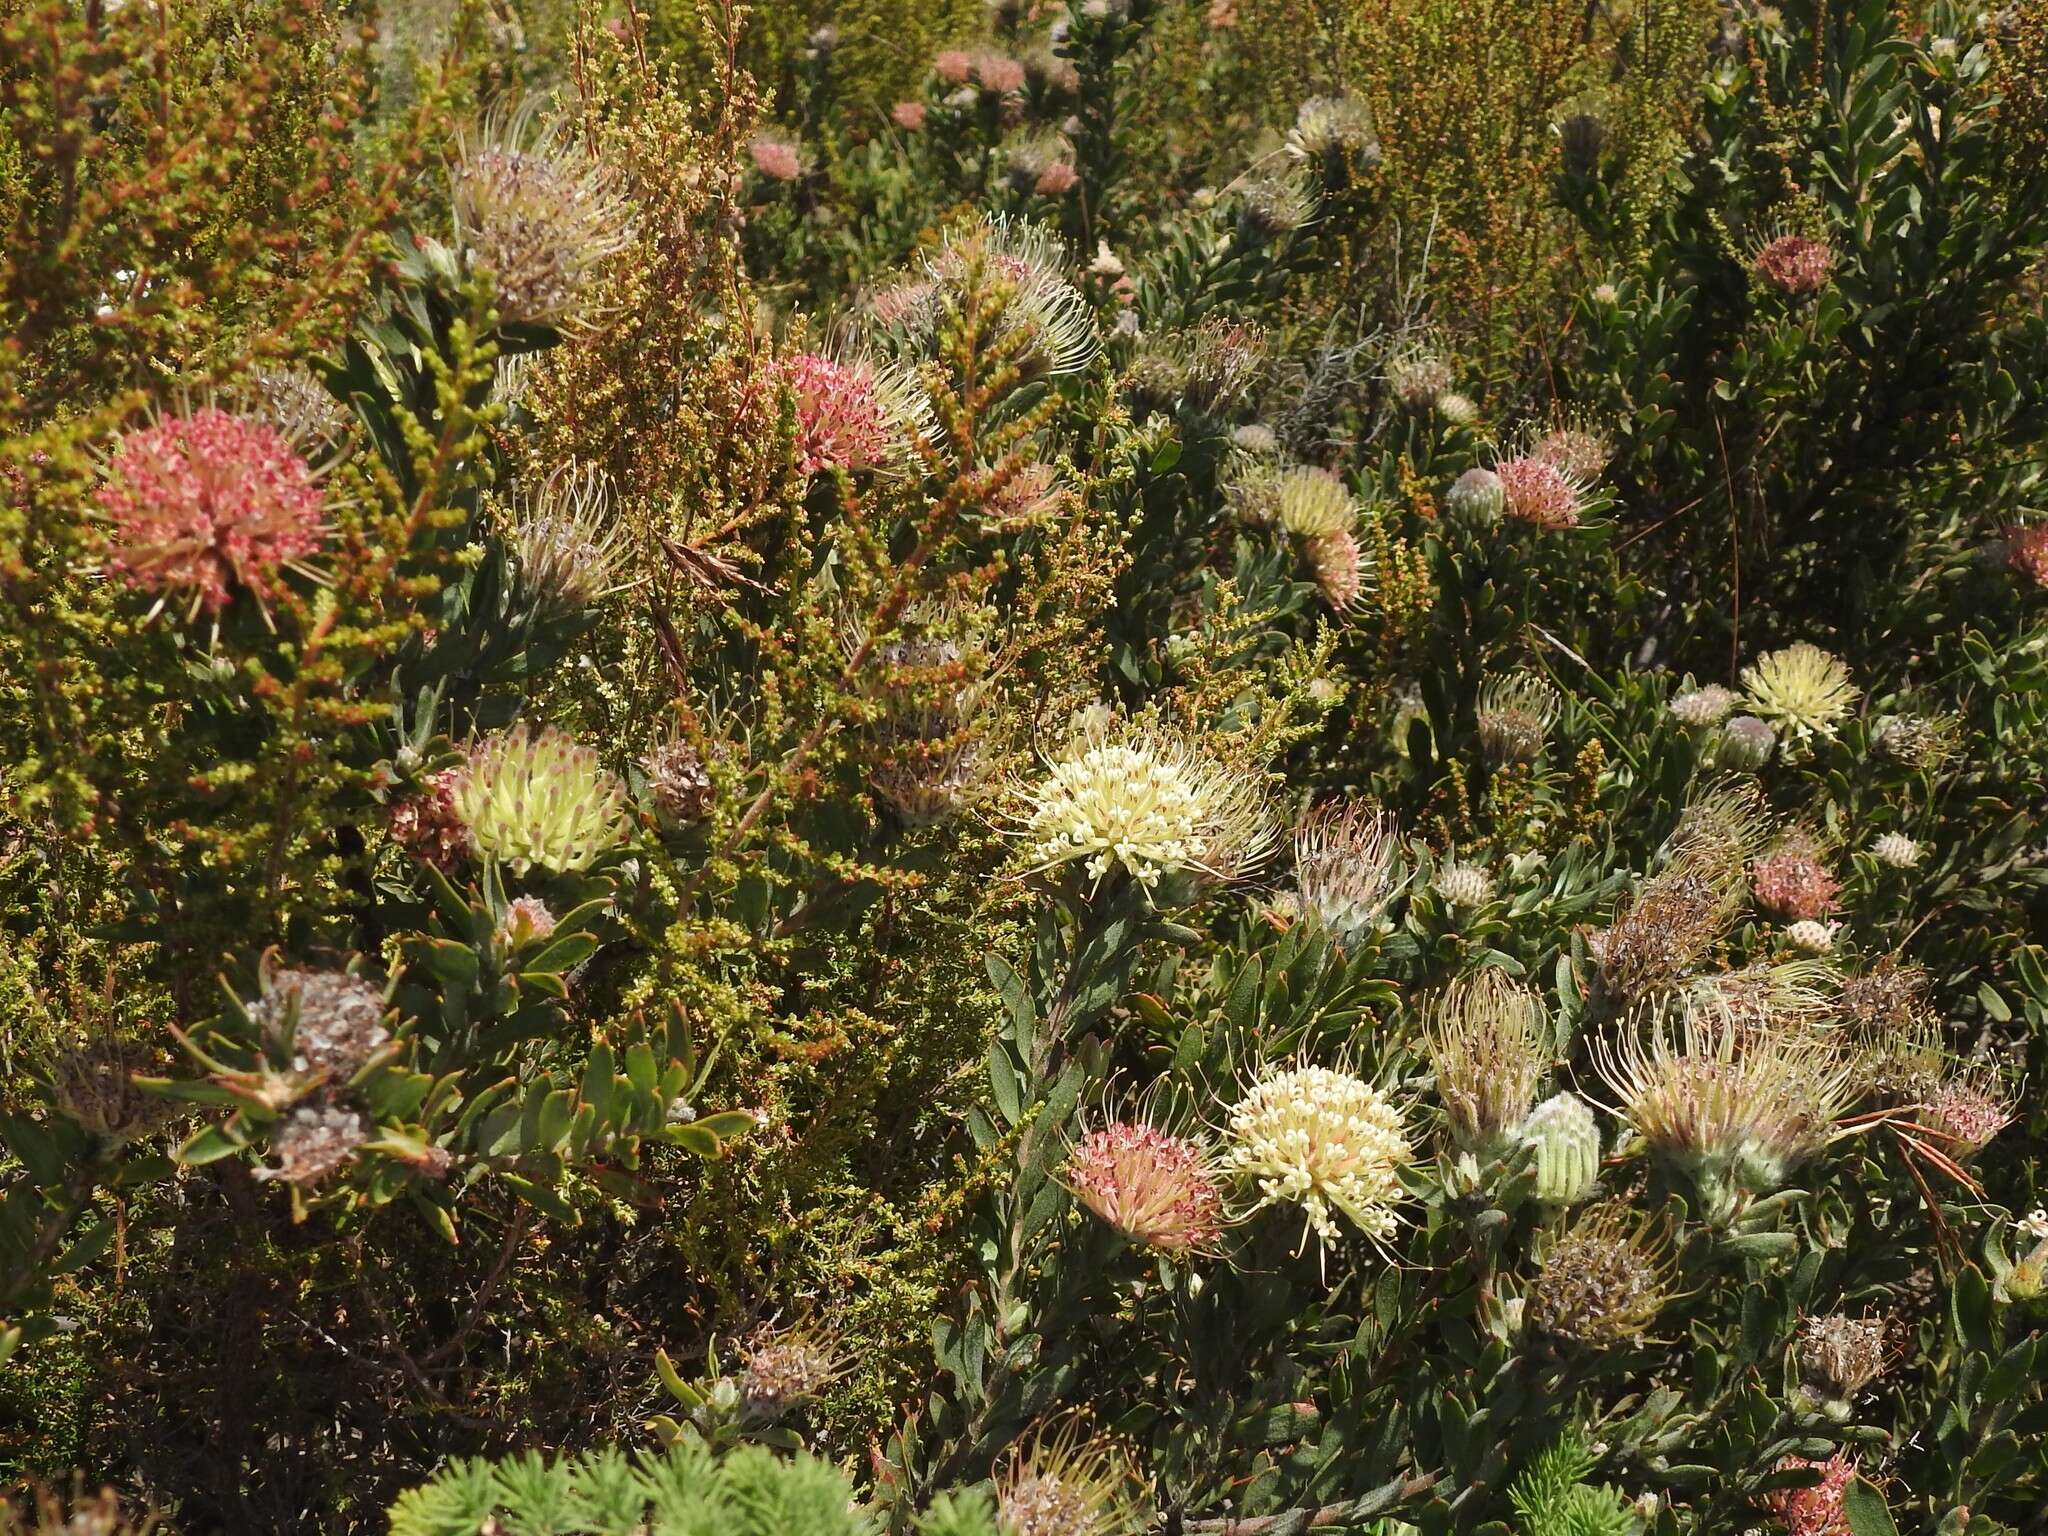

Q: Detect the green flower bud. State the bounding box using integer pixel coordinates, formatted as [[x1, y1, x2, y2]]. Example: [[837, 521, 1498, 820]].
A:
[[1522, 1091, 1601, 1206], [1445, 467, 1505, 524]]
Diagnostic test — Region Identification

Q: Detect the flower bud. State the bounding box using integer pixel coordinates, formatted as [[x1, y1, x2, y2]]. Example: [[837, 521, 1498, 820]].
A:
[[1445, 467, 1505, 524], [1522, 1092, 1601, 1206], [1716, 714, 1777, 770]]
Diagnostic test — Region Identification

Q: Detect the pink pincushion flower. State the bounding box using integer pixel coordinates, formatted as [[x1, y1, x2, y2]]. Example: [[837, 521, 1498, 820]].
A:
[[973, 53, 1028, 93], [1064, 1122, 1226, 1255], [1762, 1452, 1855, 1536], [1034, 161, 1079, 196], [775, 353, 898, 475], [934, 49, 974, 83], [1753, 233, 1834, 296], [97, 407, 326, 615], [892, 100, 928, 131], [1751, 851, 1839, 921], [1306, 529, 1364, 610], [2005, 524, 2048, 587], [1495, 455, 1587, 529], [749, 133, 804, 181]]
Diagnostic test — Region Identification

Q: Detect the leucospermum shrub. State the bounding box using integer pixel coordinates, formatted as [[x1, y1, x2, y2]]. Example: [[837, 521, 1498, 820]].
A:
[[3, 0, 2047, 1533]]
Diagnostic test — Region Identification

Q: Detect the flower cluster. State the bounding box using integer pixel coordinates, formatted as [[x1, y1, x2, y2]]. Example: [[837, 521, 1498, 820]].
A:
[[1225, 1065, 1413, 1248]]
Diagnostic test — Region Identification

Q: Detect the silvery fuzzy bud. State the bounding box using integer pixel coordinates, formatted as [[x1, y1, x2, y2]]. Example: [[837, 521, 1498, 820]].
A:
[[1522, 1091, 1601, 1206], [1717, 713, 1777, 770], [1445, 467, 1505, 524]]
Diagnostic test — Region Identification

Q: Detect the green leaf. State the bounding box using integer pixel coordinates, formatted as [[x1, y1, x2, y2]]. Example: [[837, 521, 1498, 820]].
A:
[[1841, 1478, 1900, 1536]]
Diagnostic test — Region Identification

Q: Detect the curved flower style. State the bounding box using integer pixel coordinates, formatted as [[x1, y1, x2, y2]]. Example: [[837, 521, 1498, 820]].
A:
[[1226, 1064, 1412, 1248], [452, 108, 636, 328], [1010, 718, 1272, 893], [97, 406, 328, 618], [452, 724, 631, 875], [1740, 643, 1858, 745], [774, 351, 933, 476], [1291, 800, 1403, 942], [1063, 1121, 1227, 1256], [1274, 466, 1358, 539], [996, 1416, 1149, 1536], [1526, 1200, 1675, 1348]]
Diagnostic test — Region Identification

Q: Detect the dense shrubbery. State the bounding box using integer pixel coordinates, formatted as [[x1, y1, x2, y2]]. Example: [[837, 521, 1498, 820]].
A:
[[3, 0, 2047, 1532]]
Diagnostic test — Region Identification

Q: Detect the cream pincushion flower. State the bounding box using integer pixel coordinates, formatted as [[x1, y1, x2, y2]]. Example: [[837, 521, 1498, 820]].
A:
[[1013, 719, 1272, 891], [1740, 643, 1858, 744], [453, 724, 631, 875], [1226, 1064, 1413, 1246]]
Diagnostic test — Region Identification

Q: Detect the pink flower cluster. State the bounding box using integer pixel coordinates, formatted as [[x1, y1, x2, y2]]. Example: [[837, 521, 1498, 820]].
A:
[[1307, 529, 1363, 610], [2005, 523, 2048, 587], [1753, 233, 1834, 296], [1064, 1122, 1225, 1255], [1495, 455, 1585, 529], [749, 133, 804, 181], [1762, 1452, 1855, 1536], [97, 407, 327, 614], [1751, 851, 1839, 921], [775, 353, 897, 475]]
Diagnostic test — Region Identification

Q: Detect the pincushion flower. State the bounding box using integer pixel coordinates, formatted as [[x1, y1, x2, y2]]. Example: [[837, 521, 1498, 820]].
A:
[[1425, 971, 1550, 1157], [1274, 466, 1358, 539], [503, 461, 633, 611], [1751, 232, 1835, 297], [1494, 453, 1591, 529], [1291, 800, 1403, 942], [996, 1417, 1148, 1536], [452, 724, 631, 875], [924, 215, 1098, 376], [1476, 670, 1559, 764], [748, 132, 805, 181], [97, 406, 328, 619], [773, 351, 932, 475], [1305, 528, 1366, 609], [1063, 1121, 1226, 1255], [1526, 1200, 1675, 1348], [1740, 642, 1858, 744], [1010, 718, 1272, 892], [1669, 683, 1736, 726], [1226, 1064, 1413, 1248], [1751, 831, 1839, 921], [452, 108, 636, 328], [1762, 1452, 1856, 1536]]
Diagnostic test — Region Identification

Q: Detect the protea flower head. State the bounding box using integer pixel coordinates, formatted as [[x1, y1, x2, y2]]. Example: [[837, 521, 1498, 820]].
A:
[[1493, 450, 1593, 530], [995, 1416, 1149, 1536], [1384, 336, 1454, 408], [1521, 1091, 1602, 1206], [251, 363, 351, 451], [1225, 1063, 1413, 1249], [1797, 1313, 1889, 1406], [1305, 528, 1367, 609], [250, 964, 391, 1083], [891, 100, 928, 130], [1761, 1452, 1857, 1536], [774, 350, 933, 475], [452, 106, 636, 329], [1918, 1062, 2016, 1157], [502, 461, 634, 611], [1285, 94, 1379, 184], [1444, 466, 1505, 524], [1750, 230, 1835, 297], [1126, 319, 1266, 415], [1290, 800, 1403, 943], [259, 1104, 366, 1187], [1008, 715, 1273, 894], [734, 1325, 847, 1420], [495, 896, 558, 949], [1434, 859, 1496, 908], [1223, 457, 1286, 526], [1526, 1200, 1675, 1348], [1783, 919, 1835, 953], [96, 405, 329, 621], [1740, 643, 1858, 745], [2005, 523, 2048, 587], [1593, 781, 1771, 1001], [1232, 422, 1280, 456], [452, 724, 631, 876], [1532, 414, 1612, 483], [1839, 954, 1931, 1043], [1435, 390, 1479, 425], [1004, 135, 1078, 197], [1593, 997, 1860, 1216], [1751, 828, 1840, 921], [1063, 1119, 1227, 1255], [1869, 831, 1921, 868], [1684, 960, 1839, 1042], [924, 215, 1099, 376], [972, 51, 1028, 94], [389, 767, 469, 872], [748, 130, 806, 181], [1240, 170, 1319, 237], [1274, 465, 1359, 539], [1424, 970, 1551, 1158], [1871, 711, 1960, 771], [933, 48, 974, 83], [643, 735, 716, 825], [1476, 670, 1560, 764], [52, 1038, 168, 1144], [1718, 714, 1778, 770], [1670, 683, 1737, 727]]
